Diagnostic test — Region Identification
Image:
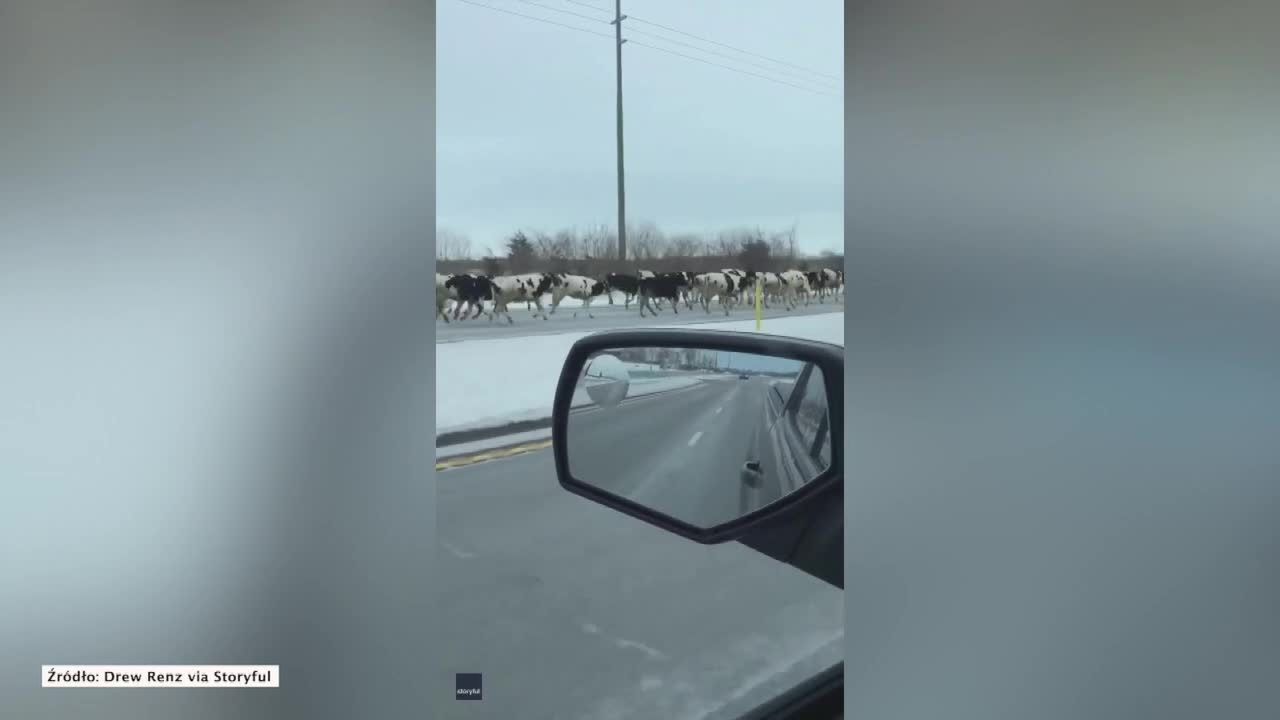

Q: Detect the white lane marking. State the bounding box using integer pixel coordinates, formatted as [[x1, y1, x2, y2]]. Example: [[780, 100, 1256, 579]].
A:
[[639, 675, 663, 691], [687, 431, 703, 447], [442, 542, 475, 559], [615, 637, 668, 661], [581, 621, 668, 661], [715, 406, 723, 414]]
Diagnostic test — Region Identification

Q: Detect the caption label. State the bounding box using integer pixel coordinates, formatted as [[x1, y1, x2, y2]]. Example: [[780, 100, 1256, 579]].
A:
[[43, 665, 279, 688]]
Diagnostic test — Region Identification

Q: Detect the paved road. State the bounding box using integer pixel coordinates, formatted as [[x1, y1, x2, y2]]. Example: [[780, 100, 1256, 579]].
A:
[[436, 294, 844, 343], [567, 377, 801, 529], [435, 440, 844, 720]]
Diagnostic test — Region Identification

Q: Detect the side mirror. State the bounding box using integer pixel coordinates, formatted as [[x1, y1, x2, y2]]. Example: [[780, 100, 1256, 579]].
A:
[[552, 328, 843, 544]]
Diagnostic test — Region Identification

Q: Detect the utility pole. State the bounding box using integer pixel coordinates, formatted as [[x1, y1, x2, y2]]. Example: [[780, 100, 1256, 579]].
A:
[[611, 0, 628, 263]]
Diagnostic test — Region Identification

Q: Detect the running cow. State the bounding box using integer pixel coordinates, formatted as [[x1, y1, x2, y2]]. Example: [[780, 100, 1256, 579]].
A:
[[435, 273, 452, 323], [637, 272, 689, 318], [545, 273, 609, 318], [489, 272, 556, 321], [778, 269, 810, 309], [692, 272, 739, 316], [603, 272, 640, 309], [444, 274, 499, 321]]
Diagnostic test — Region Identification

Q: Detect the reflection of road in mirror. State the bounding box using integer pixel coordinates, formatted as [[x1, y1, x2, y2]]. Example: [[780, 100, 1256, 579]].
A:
[[566, 364, 830, 530]]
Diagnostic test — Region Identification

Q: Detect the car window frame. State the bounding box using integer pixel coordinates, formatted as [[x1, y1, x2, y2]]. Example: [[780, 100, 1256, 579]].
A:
[[783, 362, 833, 468]]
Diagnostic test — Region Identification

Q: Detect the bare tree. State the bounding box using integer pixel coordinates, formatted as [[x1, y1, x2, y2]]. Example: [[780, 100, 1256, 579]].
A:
[[668, 232, 701, 258], [582, 224, 616, 260], [628, 220, 666, 261], [713, 228, 745, 258], [436, 227, 473, 260]]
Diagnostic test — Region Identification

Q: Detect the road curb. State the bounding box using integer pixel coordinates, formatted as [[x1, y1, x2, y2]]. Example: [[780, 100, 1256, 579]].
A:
[[435, 381, 713, 448], [436, 417, 555, 448], [436, 439, 553, 471]]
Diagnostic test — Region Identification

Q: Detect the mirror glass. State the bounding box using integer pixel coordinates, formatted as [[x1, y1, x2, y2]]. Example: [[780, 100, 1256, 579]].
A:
[[566, 346, 832, 530]]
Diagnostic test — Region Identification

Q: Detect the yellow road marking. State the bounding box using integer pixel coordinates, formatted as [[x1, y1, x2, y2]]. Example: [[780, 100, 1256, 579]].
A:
[[436, 439, 553, 471]]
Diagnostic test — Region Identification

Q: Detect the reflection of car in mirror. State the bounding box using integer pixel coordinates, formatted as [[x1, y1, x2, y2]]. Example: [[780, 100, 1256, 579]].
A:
[[579, 352, 630, 408]]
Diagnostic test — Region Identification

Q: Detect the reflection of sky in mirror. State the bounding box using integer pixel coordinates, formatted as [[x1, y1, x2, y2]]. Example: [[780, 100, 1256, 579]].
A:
[[716, 351, 802, 375]]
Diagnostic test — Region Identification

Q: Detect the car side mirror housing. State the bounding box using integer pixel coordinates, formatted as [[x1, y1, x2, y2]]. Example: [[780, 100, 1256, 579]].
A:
[[552, 328, 843, 545]]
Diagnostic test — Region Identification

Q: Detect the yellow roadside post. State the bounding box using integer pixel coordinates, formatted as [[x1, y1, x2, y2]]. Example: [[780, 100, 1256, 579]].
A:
[[755, 279, 763, 331]]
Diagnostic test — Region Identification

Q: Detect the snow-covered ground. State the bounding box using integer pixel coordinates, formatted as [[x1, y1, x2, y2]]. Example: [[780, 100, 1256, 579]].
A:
[[436, 312, 844, 436]]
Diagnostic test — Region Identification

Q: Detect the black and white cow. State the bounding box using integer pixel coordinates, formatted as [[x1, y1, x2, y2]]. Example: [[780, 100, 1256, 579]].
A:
[[721, 269, 760, 307], [804, 269, 829, 304], [444, 274, 500, 321], [490, 272, 556, 321], [435, 273, 452, 323], [545, 273, 608, 318], [779, 269, 810, 309], [804, 268, 840, 303], [674, 271, 700, 309], [638, 272, 689, 318], [692, 272, 739, 316], [635, 270, 668, 309], [603, 272, 640, 309], [751, 271, 786, 309]]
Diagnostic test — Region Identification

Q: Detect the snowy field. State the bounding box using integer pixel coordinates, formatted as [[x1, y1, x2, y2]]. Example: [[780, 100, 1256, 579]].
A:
[[436, 312, 844, 436]]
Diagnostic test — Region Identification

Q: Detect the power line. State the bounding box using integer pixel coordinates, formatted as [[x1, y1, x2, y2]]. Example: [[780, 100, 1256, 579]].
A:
[[513, 0, 610, 25], [560, 0, 612, 13], [453, 0, 838, 98], [627, 40, 839, 97], [627, 14, 840, 82], [558, 0, 840, 84], [452, 0, 613, 39], [624, 26, 839, 91]]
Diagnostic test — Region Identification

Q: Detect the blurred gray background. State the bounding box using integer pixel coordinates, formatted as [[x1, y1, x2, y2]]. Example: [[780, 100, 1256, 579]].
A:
[[1, 2, 434, 718], [845, 1, 1279, 719]]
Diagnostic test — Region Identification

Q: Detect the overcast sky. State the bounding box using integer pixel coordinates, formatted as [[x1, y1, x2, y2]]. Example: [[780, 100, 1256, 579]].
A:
[[438, 0, 844, 257]]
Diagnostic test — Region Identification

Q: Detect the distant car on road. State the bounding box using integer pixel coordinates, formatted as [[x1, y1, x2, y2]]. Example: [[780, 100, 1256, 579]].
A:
[[739, 373, 749, 380]]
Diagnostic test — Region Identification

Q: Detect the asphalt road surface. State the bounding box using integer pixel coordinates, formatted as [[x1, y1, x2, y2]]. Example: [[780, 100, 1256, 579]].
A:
[[567, 376, 801, 529], [436, 294, 844, 343], [435, 439, 844, 720]]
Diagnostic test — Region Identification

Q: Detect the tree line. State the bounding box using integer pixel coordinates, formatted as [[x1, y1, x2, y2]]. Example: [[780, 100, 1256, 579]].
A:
[[436, 222, 842, 277]]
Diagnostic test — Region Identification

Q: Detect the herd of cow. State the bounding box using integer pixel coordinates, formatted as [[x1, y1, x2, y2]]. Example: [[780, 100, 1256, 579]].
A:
[[434, 268, 844, 324]]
